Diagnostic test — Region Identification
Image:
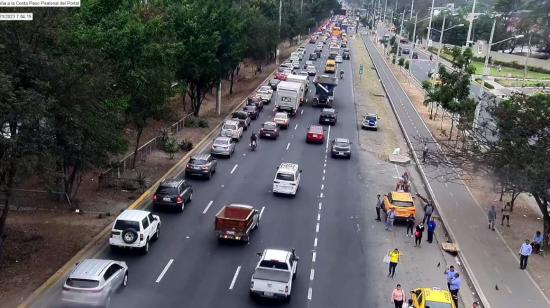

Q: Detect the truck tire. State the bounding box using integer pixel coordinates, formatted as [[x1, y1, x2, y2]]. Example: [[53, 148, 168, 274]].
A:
[[122, 228, 138, 244]]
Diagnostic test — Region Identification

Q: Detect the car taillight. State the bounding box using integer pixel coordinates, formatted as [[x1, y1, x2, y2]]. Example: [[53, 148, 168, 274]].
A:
[[285, 285, 289, 293], [140, 234, 144, 241], [153, 194, 157, 201]]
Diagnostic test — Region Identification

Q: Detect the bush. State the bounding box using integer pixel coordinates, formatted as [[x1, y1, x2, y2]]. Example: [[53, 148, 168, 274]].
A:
[[184, 116, 199, 127], [163, 136, 179, 159], [404, 60, 410, 70], [398, 57, 405, 66], [392, 56, 396, 64], [198, 118, 209, 128], [179, 138, 193, 151]]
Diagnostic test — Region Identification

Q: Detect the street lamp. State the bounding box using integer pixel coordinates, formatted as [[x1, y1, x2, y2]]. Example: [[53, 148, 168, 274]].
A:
[[409, 14, 432, 73], [430, 15, 463, 71]]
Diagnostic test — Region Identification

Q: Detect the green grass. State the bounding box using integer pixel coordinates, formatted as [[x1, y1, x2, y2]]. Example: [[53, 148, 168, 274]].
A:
[[470, 62, 550, 80], [495, 79, 550, 88]]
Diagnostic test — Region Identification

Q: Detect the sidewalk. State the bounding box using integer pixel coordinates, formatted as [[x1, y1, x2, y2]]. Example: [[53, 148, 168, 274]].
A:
[[361, 31, 550, 308]]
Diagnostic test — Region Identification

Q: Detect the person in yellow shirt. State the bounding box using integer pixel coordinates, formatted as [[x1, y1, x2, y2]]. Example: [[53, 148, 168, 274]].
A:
[[388, 248, 403, 278]]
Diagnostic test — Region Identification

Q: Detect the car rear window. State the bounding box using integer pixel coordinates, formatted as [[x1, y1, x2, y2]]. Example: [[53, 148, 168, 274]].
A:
[[334, 141, 349, 147], [276, 172, 295, 181], [393, 200, 414, 207], [232, 112, 246, 119], [263, 123, 277, 130], [189, 158, 207, 165], [223, 124, 237, 130], [214, 139, 229, 146], [259, 260, 289, 270], [114, 220, 140, 230], [66, 278, 100, 289]]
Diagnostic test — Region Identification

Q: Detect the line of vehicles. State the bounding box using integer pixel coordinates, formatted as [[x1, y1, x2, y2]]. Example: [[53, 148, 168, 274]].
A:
[[57, 17, 360, 307]]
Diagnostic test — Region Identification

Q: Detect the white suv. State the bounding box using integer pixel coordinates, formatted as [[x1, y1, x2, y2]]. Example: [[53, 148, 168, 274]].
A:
[[109, 210, 160, 254], [220, 120, 243, 141], [273, 163, 302, 196]]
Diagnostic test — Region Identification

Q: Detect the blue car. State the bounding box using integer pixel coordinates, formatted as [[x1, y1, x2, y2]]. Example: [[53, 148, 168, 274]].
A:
[[361, 113, 379, 130]]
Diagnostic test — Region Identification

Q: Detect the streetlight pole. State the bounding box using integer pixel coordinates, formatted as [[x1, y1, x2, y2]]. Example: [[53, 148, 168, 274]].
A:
[[436, 14, 446, 68], [276, 0, 282, 65], [465, 0, 477, 48], [409, 0, 414, 20], [396, 11, 405, 61], [480, 17, 496, 98], [522, 32, 532, 88], [426, 0, 435, 47], [383, 0, 388, 25], [410, 12, 418, 73]]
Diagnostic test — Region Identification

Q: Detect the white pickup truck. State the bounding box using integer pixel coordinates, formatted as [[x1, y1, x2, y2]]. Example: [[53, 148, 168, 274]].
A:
[[249, 248, 299, 302]]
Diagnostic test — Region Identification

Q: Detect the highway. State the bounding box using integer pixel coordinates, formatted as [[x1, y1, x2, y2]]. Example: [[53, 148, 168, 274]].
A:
[[362, 32, 550, 308]]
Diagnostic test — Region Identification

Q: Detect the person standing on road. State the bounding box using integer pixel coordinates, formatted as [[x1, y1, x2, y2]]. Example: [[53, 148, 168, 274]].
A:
[[422, 143, 429, 163], [519, 239, 533, 269], [501, 202, 511, 226], [427, 218, 437, 243], [416, 193, 434, 224], [375, 194, 382, 221], [445, 266, 456, 290], [488, 205, 497, 231], [414, 223, 425, 247], [388, 248, 402, 278], [449, 273, 461, 307], [391, 284, 406, 308], [385, 208, 396, 231], [406, 214, 415, 237]]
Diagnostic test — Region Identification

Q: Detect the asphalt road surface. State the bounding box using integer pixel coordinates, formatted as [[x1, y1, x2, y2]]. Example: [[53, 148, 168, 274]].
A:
[[362, 32, 550, 308]]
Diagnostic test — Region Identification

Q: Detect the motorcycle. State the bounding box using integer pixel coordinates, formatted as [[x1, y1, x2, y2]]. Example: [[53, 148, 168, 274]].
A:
[[339, 70, 344, 79], [250, 140, 257, 151]]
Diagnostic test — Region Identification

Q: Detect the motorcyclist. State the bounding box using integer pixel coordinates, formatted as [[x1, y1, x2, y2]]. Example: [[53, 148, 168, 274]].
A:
[[339, 70, 344, 79], [429, 54, 433, 61], [250, 132, 258, 150]]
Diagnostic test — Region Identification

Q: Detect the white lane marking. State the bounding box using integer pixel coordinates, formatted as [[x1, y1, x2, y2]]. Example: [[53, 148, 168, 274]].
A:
[[323, 163, 326, 168], [202, 201, 214, 215], [505, 285, 513, 294], [325, 125, 331, 151], [230, 164, 238, 174], [308, 287, 313, 300], [316, 223, 320, 233], [323, 169, 326, 174], [318, 202, 322, 210], [259, 206, 265, 219], [294, 124, 298, 130], [320, 192, 324, 198], [310, 269, 315, 280], [356, 223, 360, 232], [155, 259, 174, 283], [301, 109, 304, 115], [314, 237, 318, 247], [322, 176, 325, 181], [321, 184, 324, 190], [286, 142, 291, 150], [317, 213, 321, 221], [312, 251, 317, 262], [229, 266, 241, 290]]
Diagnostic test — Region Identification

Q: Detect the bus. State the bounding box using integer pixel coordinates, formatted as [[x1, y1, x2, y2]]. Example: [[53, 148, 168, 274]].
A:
[[331, 26, 341, 38]]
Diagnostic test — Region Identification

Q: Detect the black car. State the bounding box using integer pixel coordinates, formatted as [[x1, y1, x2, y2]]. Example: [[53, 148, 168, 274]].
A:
[[153, 179, 194, 212], [342, 51, 350, 60], [231, 111, 251, 130], [259, 121, 280, 139], [330, 138, 351, 159], [185, 154, 217, 179], [246, 96, 264, 111], [412, 52, 418, 59], [243, 105, 259, 120], [319, 108, 337, 125], [309, 53, 318, 61], [269, 78, 281, 90], [341, 42, 347, 48]]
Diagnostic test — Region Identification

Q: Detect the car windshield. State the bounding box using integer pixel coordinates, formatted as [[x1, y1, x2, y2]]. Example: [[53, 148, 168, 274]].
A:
[[223, 124, 237, 130], [275, 114, 287, 120], [66, 278, 100, 289], [244, 106, 255, 112], [114, 219, 140, 230], [276, 172, 295, 181], [393, 200, 414, 207], [214, 139, 229, 146], [263, 123, 277, 130], [424, 301, 453, 308]]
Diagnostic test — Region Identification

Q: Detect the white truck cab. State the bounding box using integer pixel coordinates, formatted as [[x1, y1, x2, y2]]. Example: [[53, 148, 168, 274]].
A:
[[250, 248, 299, 301], [272, 163, 301, 196]]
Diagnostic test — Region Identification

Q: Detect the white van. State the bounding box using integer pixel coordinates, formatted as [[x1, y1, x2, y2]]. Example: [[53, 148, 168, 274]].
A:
[[273, 163, 302, 196], [275, 81, 303, 115], [290, 52, 300, 63], [285, 74, 308, 104]]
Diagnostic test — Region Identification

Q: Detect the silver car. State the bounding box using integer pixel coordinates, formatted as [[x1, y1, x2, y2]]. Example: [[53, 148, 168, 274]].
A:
[[60, 259, 128, 307], [211, 136, 236, 157]]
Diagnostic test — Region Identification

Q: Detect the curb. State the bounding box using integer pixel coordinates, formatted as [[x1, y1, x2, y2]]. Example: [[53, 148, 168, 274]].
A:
[[360, 34, 485, 307], [17, 63, 284, 308]]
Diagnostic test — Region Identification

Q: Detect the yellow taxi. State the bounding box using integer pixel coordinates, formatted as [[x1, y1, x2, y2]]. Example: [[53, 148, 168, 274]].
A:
[[324, 59, 336, 73], [383, 191, 416, 220], [410, 287, 456, 308]]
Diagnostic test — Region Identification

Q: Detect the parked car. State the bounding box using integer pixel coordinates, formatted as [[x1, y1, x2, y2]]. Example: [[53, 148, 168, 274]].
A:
[[361, 113, 379, 130], [410, 287, 456, 308], [220, 119, 243, 141], [383, 191, 416, 221], [306, 124, 325, 144], [210, 136, 236, 158], [307, 65, 317, 76], [109, 210, 160, 253], [256, 85, 273, 104], [273, 112, 289, 129], [215, 204, 260, 243], [330, 138, 352, 159], [319, 108, 337, 125], [247, 95, 264, 111], [243, 105, 259, 120], [154, 178, 195, 210], [269, 78, 281, 90], [335, 55, 343, 63], [309, 53, 318, 61], [259, 121, 280, 139], [231, 111, 251, 130], [250, 248, 299, 301], [60, 259, 128, 307]]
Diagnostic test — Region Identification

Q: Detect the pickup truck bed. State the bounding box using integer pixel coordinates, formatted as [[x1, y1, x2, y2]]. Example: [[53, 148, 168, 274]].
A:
[[215, 204, 258, 242]]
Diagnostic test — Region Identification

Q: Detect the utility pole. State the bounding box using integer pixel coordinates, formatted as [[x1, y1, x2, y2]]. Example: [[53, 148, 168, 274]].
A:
[[276, 0, 282, 65], [383, 0, 388, 25], [480, 17, 496, 98], [522, 32, 532, 88], [396, 11, 405, 61], [410, 12, 418, 73], [426, 0, 435, 47], [216, 81, 222, 116], [409, 0, 414, 20], [465, 0, 477, 48], [436, 14, 446, 69]]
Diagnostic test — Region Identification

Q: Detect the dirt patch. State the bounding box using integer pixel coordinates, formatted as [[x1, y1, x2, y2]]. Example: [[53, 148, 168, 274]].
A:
[[371, 39, 550, 298], [0, 41, 301, 306], [351, 36, 404, 160]]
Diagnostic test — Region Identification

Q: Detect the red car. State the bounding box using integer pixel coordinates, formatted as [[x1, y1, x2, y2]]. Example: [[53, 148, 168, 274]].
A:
[[306, 125, 325, 144], [275, 71, 287, 81]]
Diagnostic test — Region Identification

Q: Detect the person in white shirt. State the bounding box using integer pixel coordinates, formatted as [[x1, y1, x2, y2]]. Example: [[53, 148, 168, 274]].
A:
[[519, 239, 533, 269]]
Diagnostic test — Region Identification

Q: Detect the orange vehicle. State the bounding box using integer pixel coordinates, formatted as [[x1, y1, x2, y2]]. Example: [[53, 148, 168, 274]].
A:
[[384, 191, 416, 220], [331, 26, 341, 38]]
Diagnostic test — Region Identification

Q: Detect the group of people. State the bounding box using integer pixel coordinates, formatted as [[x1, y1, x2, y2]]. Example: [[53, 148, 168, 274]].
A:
[[445, 265, 461, 307]]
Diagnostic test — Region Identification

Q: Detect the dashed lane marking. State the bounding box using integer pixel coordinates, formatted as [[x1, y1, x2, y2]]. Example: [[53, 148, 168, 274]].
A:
[[310, 269, 315, 280], [321, 184, 324, 190], [316, 223, 320, 233], [294, 124, 298, 130], [202, 201, 213, 215], [259, 206, 265, 219], [308, 287, 313, 300], [155, 259, 174, 283], [314, 237, 318, 247], [317, 213, 321, 221], [318, 202, 322, 210], [286, 142, 291, 150], [312, 251, 317, 262], [228, 266, 241, 290], [230, 164, 238, 174]]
